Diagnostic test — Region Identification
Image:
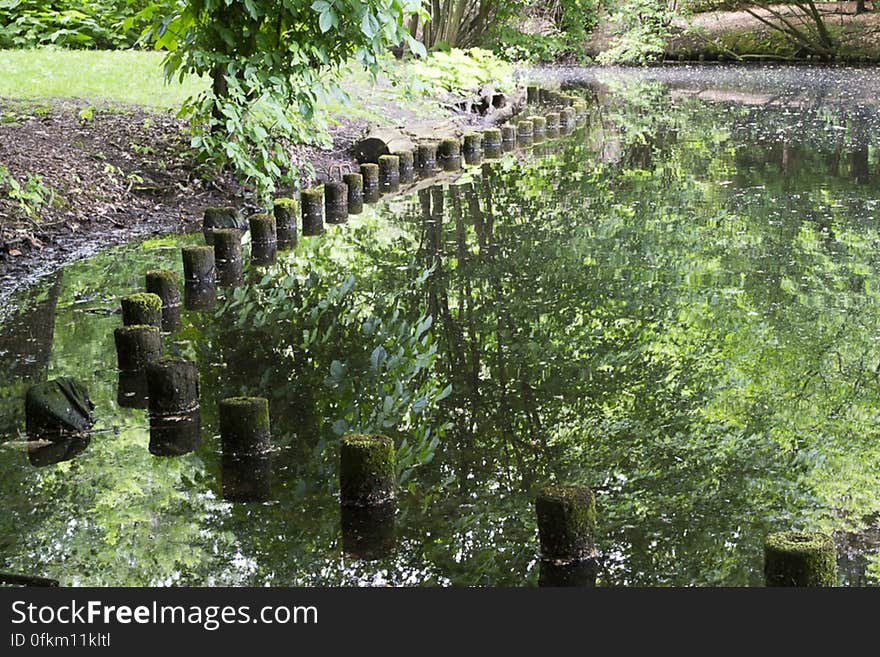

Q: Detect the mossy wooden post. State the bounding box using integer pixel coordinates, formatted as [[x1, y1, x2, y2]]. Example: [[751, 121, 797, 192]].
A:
[[213, 228, 243, 287], [764, 531, 837, 587], [114, 325, 162, 373], [273, 197, 298, 250], [531, 116, 547, 143], [482, 128, 502, 159], [378, 154, 400, 193], [249, 213, 277, 266], [145, 269, 182, 332], [535, 485, 597, 562], [361, 163, 380, 203], [545, 112, 560, 138], [325, 180, 349, 224], [527, 85, 540, 105], [182, 245, 214, 286], [517, 119, 534, 147], [395, 150, 414, 184], [301, 187, 324, 236], [121, 292, 162, 328], [219, 396, 271, 456], [343, 173, 364, 215], [340, 434, 395, 506], [501, 124, 517, 152], [539, 87, 552, 104], [417, 142, 438, 179], [463, 132, 483, 165], [573, 100, 588, 124], [438, 138, 462, 172], [203, 207, 244, 245], [146, 358, 199, 415], [539, 559, 598, 587]]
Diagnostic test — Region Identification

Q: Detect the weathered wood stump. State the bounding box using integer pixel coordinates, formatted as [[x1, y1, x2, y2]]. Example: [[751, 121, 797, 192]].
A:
[[213, 228, 243, 287], [340, 434, 395, 506], [249, 213, 277, 266], [343, 173, 364, 215], [146, 358, 199, 415], [501, 124, 517, 152], [463, 132, 483, 165], [545, 112, 560, 138], [395, 150, 414, 184], [182, 245, 215, 286], [324, 181, 348, 224], [378, 154, 400, 193], [527, 85, 540, 105], [417, 142, 438, 179], [361, 163, 380, 203], [273, 197, 298, 250], [219, 396, 271, 456], [301, 187, 325, 236], [535, 485, 597, 562], [531, 116, 547, 143], [145, 269, 182, 332], [517, 119, 534, 147], [483, 128, 502, 159], [764, 531, 837, 587], [114, 324, 162, 372]]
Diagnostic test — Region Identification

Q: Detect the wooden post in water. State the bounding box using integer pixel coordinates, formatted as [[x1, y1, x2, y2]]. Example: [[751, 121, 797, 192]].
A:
[[517, 120, 534, 147], [273, 198, 298, 250], [340, 434, 395, 506], [301, 187, 325, 236], [482, 128, 502, 159], [146, 358, 201, 456], [145, 270, 182, 332], [181, 245, 216, 311], [531, 116, 547, 143], [417, 142, 438, 179], [249, 213, 277, 266], [361, 163, 380, 203], [527, 85, 540, 105], [114, 325, 162, 373], [219, 397, 271, 455], [463, 132, 483, 165], [378, 154, 401, 193], [213, 228, 243, 287], [344, 173, 364, 215], [545, 112, 560, 139], [438, 138, 462, 172], [120, 293, 163, 328], [501, 124, 517, 152], [535, 485, 597, 562], [325, 180, 349, 224], [395, 150, 414, 184], [764, 531, 837, 587]]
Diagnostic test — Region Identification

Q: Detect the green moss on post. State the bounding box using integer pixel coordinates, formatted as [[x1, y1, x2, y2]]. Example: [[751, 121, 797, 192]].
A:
[[273, 197, 298, 250], [395, 150, 414, 184], [145, 357, 200, 416], [114, 324, 162, 372], [545, 112, 560, 138], [378, 154, 400, 193], [535, 485, 597, 562], [213, 228, 243, 287], [219, 396, 271, 456], [531, 116, 547, 144], [182, 246, 215, 285], [438, 138, 462, 172], [361, 163, 380, 203], [482, 128, 502, 159], [463, 132, 483, 165], [121, 292, 162, 328], [764, 531, 837, 587], [501, 124, 517, 152], [249, 213, 277, 266], [145, 269, 182, 332], [417, 142, 438, 179], [184, 280, 216, 311], [340, 434, 395, 506], [301, 187, 325, 236], [343, 173, 364, 215], [517, 119, 534, 147], [325, 180, 349, 224]]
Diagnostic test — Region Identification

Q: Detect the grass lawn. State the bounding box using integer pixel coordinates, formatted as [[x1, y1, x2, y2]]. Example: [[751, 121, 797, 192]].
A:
[[0, 48, 205, 109]]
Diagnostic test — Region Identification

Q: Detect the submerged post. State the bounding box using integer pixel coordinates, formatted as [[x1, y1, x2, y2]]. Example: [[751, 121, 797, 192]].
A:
[[517, 119, 534, 147], [340, 434, 395, 506], [301, 187, 325, 236], [145, 270, 182, 332], [181, 245, 216, 311], [273, 197, 298, 250], [325, 180, 349, 224], [378, 154, 401, 193], [764, 531, 837, 587], [146, 358, 201, 456], [527, 85, 540, 105], [463, 132, 483, 165], [219, 397, 271, 456], [120, 292, 163, 328], [531, 116, 547, 143], [361, 163, 380, 203], [545, 112, 560, 139], [249, 213, 277, 266], [417, 142, 438, 179], [501, 124, 517, 152], [213, 228, 243, 287]]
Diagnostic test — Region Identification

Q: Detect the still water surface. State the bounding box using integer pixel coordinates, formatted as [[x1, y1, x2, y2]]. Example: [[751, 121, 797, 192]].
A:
[[3, 65, 880, 586]]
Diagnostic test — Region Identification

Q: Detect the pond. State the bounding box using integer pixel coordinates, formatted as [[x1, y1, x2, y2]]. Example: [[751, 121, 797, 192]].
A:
[[2, 64, 880, 586]]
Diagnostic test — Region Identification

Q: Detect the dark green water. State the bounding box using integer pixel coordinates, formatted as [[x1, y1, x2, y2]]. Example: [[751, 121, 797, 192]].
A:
[[3, 65, 880, 586]]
